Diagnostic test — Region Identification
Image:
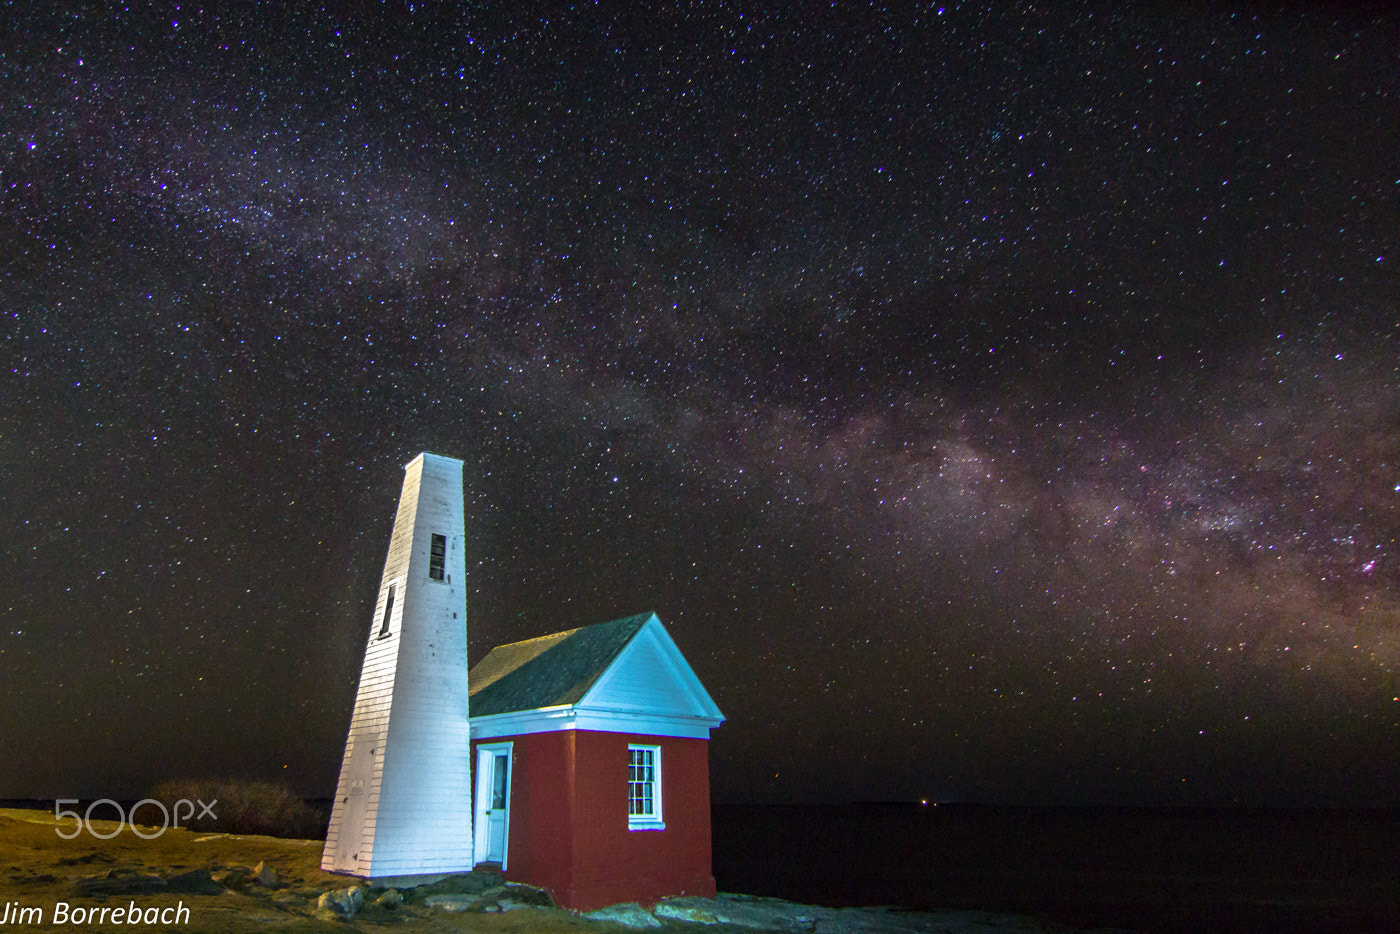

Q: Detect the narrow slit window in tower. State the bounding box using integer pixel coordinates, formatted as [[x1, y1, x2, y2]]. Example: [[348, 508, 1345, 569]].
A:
[[377, 584, 396, 639]]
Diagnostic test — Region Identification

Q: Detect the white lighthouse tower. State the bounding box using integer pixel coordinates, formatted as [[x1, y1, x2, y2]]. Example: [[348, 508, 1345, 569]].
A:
[[322, 452, 475, 878]]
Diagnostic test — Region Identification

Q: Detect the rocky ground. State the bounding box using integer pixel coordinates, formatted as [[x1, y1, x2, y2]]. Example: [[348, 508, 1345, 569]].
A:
[[0, 809, 1134, 933]]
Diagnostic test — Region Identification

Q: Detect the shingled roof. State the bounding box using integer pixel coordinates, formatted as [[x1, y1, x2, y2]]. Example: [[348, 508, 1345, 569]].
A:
[[468, 612, 654, 717]]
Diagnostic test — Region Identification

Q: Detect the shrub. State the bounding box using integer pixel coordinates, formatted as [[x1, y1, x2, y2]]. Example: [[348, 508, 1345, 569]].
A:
[[149, 779, 328, 840]]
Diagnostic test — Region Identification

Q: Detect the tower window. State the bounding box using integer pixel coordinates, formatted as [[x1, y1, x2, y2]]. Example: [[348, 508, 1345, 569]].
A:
[[377, 584, 396, 639], [429, 533, 446, 581]]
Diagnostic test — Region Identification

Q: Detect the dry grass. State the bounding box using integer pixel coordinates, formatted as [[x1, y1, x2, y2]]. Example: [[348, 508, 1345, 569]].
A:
[[0, 808, 631, 934]]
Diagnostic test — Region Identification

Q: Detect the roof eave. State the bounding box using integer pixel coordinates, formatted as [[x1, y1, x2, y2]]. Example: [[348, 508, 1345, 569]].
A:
[[469, 703, 724, 740]]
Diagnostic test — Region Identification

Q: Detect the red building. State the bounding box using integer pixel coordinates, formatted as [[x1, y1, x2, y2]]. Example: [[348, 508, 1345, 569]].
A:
[[468, 612, 726, 911]]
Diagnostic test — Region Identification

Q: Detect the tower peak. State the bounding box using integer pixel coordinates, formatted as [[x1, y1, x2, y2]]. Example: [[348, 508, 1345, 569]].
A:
[[404, 450, 463, 469]]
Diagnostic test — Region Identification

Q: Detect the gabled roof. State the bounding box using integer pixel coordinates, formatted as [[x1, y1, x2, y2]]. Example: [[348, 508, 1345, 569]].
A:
[[468, 612, 724, 730], [469, 612, 653, 717]]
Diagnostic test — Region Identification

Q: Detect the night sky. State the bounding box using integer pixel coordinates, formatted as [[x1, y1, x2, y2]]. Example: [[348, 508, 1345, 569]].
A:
[[3, 3, 1398, 808]]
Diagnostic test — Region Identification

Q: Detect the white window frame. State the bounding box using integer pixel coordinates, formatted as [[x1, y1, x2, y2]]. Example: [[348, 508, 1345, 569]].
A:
[[627, 744, 664, 831]]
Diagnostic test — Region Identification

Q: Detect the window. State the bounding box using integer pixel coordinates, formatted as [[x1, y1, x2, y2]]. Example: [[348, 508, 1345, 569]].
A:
[[429, 533, 446, 581], [491, 752, 509, 810], [376, 584, 396, 639], [628, 745, 663, 830]]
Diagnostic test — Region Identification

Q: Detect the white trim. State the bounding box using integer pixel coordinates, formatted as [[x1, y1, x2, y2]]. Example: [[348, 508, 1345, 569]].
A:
[[471, 705, 722, 740], [585, 615, 725, 721], [473, 742, 512, 871], [627, 744, 664, 831]]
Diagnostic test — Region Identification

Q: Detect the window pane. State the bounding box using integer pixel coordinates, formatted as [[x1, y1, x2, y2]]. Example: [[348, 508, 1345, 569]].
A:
[[429, 533, 446, 580], [491, 753, 508, 809], [377, 585, 396, 638], [628, 747, 657, 819]]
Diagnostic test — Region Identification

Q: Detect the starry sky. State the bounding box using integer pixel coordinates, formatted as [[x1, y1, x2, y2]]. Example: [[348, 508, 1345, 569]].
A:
[[3, 2, 1398, 807]]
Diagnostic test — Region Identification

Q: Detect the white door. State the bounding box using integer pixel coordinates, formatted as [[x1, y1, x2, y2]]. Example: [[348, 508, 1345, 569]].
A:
[[473, 744, 511, 868]]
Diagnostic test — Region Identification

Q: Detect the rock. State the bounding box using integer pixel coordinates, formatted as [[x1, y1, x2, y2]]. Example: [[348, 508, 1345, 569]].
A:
[[211, 866, 252, 887], [585, 902, 664, 927], [415, 869, 500, 897], [373, 888, 401, 909], [75, 871, 167, 896], [166, 868, 223, 895], [425, 893, 483, 912], [316, 885, 366, 920], [496, 882, 554, 907], [656, 896, 820, 932], [498, 898, 535, 911], [654, 900, 719, 925], [251, 861, 278, 887], [471, 866, 506, 889]]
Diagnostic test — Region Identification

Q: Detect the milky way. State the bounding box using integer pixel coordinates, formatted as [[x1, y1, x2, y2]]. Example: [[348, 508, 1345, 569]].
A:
[[2, 4, 1397, 805]]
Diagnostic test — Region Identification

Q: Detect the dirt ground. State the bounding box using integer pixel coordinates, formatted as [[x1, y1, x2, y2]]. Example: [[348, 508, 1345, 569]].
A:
[[0, 808, 655, 934]]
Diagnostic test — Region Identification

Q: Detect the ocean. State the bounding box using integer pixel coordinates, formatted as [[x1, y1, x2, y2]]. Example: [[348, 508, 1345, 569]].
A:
[[710, 803, 1400, 934]]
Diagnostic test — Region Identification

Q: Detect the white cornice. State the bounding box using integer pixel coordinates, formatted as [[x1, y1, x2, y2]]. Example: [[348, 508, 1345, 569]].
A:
[[470, 704, 723, 740]]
